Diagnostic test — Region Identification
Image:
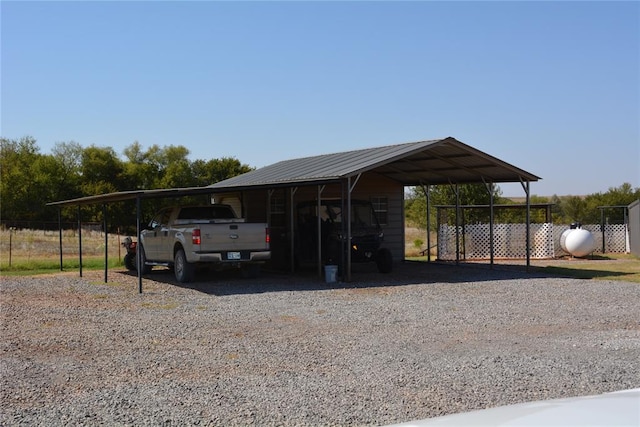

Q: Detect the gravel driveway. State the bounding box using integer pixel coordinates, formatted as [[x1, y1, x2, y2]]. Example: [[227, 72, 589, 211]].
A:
[[2, 262, 639, 426]]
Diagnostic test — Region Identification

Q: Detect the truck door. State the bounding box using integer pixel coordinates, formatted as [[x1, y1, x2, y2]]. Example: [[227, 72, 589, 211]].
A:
[[142, 208, 171, 260]]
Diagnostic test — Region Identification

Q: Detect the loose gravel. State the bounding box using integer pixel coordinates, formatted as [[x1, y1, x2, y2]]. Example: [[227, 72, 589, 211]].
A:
[[1, 262, 639, 426]]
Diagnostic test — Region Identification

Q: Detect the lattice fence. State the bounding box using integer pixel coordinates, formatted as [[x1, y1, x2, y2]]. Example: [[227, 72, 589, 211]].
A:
[[438, 223, 629, 260], [554, 224, 628, 255]]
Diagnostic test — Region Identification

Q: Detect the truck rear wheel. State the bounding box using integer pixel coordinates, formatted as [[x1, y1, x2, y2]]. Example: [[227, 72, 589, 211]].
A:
[[174, 248, 195, 283]]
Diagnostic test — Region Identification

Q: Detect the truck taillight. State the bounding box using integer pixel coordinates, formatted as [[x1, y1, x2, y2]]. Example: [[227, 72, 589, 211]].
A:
[[192, 229, 201, 245], [265, 227, 270, 244]]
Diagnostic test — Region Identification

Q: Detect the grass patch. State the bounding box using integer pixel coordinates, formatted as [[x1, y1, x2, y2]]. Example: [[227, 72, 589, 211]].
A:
[[535, 254, 640, 283], [0, 257, 124, 276]]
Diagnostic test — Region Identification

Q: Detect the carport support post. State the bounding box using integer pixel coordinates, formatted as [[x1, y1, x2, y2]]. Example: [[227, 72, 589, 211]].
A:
[[454, 183, 460, 265], [346, 177, 352, 282], [58, 208, 63, 271], [77, 206, 83, 277], [526, 181, 531, 269], [290, 187, 298, 273], [520, 179, 531, 270], [136, 195, 143, 294], [422, 184, 432, 262], [483, 180, 495, 269], [490, 184, 495, 268], [317, 185, 325, 278], [103, 204, 108, 283]]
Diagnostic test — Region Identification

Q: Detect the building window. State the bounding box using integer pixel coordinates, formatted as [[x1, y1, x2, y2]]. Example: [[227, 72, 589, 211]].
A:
[[270, 193, 286, 227], [371, 196, 388, 226]]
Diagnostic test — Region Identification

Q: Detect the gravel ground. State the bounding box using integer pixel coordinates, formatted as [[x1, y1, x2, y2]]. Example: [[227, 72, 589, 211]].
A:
[[1, 262, 639, 426]]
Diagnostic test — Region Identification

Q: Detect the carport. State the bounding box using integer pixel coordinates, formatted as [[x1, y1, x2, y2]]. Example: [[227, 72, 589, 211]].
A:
[[48, 137, 540, 292]]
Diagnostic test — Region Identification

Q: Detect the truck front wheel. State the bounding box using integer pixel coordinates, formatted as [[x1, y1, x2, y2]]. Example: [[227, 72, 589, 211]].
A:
[[138, 245, 152, 274], [174, 248, 195, 283]]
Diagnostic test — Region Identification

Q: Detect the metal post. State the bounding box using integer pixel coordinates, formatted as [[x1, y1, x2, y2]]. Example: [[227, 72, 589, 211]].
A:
[[490, 185, 494, 268], [136, 195, 142, 294], [103, 204, 108, 283], [317, 185, 325, 278], [8, 227, 13, 267], [77, 205, 83, 277], [454, 184, 460, 265], [436, 207, 441, 260], [424, 185, 431, 262], [58, 208, 63, 271], [600, 208, 606, 253], [346, 177, 352, 282], [525, 181, 531, 270], [289, 187, 297, 273]]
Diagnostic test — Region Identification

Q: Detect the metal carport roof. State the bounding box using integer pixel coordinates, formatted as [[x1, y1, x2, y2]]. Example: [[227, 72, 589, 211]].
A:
[[48, 137, 540, 207], [206, 137, 540, 191]]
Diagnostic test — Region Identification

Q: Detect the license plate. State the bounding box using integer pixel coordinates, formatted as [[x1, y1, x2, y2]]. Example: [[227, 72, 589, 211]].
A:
[[227, 252, 241, 260]]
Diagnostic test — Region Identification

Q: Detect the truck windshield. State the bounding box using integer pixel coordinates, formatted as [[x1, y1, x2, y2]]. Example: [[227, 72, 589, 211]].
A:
[[177, 206, 236, 220]]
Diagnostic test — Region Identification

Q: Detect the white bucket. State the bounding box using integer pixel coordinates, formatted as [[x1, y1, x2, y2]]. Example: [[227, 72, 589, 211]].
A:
[[324, 265, 338, 283]]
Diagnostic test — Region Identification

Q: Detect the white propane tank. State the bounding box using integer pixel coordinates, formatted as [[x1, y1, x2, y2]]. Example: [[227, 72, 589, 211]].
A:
[[561, 228, 596, 257], [559, 229, 573, 253]]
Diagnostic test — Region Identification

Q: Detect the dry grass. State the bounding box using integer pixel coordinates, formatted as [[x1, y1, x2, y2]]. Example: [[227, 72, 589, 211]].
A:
[[0, 228, 126, 270], [404, 226, 438, 257]]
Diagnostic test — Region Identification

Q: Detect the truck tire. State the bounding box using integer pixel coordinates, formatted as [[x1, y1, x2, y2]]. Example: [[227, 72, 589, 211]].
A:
[[174, 248, 195, 283], [138, 245, 152, 274], [124, 252, 136, 271], [376, 248, 393, 273]]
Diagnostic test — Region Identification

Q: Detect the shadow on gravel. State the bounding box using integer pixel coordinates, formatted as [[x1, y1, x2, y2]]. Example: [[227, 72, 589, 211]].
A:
[[117, 261, 552, 296]]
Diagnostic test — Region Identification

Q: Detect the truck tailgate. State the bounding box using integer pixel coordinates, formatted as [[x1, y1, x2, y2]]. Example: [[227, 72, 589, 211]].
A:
[[199, 223, 268, 252]]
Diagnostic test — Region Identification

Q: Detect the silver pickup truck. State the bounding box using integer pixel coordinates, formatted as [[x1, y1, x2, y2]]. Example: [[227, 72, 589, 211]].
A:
[[130, 205, 270, 282]]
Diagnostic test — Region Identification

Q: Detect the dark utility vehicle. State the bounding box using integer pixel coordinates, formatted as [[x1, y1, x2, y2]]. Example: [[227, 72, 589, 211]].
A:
[[295, 199, 393, 273]]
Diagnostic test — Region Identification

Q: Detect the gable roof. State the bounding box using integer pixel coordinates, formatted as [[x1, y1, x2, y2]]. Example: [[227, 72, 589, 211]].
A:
[[48, 136, 540, 207], [208, 137, 540, 190]]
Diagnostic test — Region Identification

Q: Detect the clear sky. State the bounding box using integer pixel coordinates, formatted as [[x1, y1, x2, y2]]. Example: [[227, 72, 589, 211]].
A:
[[2, 1, 638, 197]]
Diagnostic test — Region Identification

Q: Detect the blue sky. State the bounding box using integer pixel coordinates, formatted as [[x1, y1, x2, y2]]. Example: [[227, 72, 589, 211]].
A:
[[2, 1, 638, 197]]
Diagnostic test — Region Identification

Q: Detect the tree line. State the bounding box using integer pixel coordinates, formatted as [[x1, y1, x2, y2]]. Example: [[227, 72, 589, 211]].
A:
[[404, 182, 640, 228], [1, 136, 253, 229], [2, 136, 638, 230]]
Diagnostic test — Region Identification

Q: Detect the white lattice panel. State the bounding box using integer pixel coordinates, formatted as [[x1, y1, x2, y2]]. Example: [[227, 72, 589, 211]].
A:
[[436, 222, 630, 260], [437, 223, 555, 260]]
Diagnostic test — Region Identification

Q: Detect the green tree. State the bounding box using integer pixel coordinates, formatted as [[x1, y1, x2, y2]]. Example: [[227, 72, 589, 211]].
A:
[[49, 141, 83, 202], [0, 136, 42, 221], [191, 157, 254, 186], [405, 183, 504, 228]]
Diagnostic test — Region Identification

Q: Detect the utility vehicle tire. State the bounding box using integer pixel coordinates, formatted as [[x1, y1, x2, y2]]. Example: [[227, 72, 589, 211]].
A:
[[174, 248, 195, 283], [376, 248, 393, 273], [124, 252, 136, 271]]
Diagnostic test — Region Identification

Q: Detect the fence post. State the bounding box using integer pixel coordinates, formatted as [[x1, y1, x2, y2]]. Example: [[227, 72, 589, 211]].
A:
[[9, 227, 15, 267], [78, 206, 83, 278], [58, 208, 63, 271]]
